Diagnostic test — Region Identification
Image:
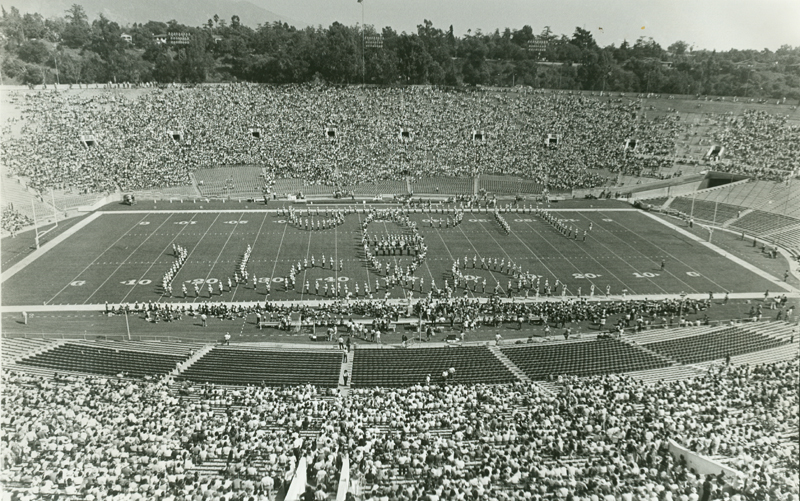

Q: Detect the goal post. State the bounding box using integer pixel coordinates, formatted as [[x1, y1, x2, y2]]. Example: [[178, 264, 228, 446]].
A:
[[31, 190, 59, 249]]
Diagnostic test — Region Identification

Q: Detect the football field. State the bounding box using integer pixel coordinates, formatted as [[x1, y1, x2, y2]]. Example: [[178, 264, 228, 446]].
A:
[[1, 204, 793, 309]]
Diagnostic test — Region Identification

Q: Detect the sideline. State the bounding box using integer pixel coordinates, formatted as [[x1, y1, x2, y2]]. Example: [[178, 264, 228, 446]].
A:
[[1, 212, 102, 284], [642, 211, 798, 294], [2, 291, 797, 314]]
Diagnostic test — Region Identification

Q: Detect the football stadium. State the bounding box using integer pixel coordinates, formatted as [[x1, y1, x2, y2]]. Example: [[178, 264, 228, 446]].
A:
[[1, 9, 799, 501]]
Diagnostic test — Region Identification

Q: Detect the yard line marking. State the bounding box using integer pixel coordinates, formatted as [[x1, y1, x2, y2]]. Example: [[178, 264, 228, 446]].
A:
[[515, 220, 609, 295], [169, 213, 223, 300], [82, 215, 176, 304], [601, 211, 721, 292], [2, 212, 103, 284], [517, 219, 636, 295], [298, 224, 315, 302], [195, 213, 245, 303], [121, 213, 199, 304], [381, 220, 407, 299], [268, 222, 289, 286], [354, 210, 373, 299], [569, 213, 668, 294], [231, 212, 269, 302], [642, 211, 797, 293], [428, 225, 463, 291], [45, 213, 153, 305]]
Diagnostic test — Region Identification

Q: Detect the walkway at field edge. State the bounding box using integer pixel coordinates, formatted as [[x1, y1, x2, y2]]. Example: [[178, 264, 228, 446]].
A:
[[1, 291, 797, 314]]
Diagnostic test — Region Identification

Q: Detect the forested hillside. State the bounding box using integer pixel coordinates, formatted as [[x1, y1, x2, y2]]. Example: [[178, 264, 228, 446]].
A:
[[2, 4, 799, 100]]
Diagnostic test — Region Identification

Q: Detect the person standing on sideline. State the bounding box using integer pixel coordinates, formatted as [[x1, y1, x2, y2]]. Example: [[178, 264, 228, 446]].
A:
[[660, 259, 665, 271]]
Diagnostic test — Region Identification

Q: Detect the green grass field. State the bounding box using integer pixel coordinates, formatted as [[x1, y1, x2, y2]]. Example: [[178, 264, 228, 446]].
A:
[[2, 201, 791, 309]]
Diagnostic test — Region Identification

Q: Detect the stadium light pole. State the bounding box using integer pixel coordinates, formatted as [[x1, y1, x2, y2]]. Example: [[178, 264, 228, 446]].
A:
[[679, 291, 687, 322], [31, 199, 39, 249]]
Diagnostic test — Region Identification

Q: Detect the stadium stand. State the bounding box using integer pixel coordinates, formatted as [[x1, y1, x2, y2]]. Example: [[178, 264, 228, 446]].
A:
[[667, 197, 741, 223], [348, 179, 408, 195], [411, 176, 474, 195], [1, 338, 63, 365], [643, 325, 789, 364], [638, 196, 670, 208], [688, 179, 800, 217], [1, 334, 797, 501], [709, 109, 799, 173], [16, 342, 191, 378], [351, 346, 517, 387], [194, 166, 265, 198], [1, 86, 693, 197], [477, 175, 546, 195], [728, 210, 800, 238], [176, 346, 342, 387], [500, 338, 671, 380]]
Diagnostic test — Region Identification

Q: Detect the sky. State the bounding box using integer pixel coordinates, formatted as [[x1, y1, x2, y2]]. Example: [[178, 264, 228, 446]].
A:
[[257, 0, 800, 51]]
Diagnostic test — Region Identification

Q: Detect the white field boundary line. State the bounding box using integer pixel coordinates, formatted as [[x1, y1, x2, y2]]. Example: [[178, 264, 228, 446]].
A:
[[44, 213, 155, 305], [2, 291, 797, 314], [82, 215, 177, 304], [1, 212, 103, 284], [641, 211, 797, 294]]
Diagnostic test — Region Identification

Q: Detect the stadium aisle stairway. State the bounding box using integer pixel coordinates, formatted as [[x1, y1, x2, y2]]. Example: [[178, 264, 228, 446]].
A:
[[487, 345, 531, 383]]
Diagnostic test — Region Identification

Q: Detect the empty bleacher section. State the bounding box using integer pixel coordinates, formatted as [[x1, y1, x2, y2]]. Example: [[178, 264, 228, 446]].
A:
[[347, 179, 407, 195], [1, 338, 62, 365], [500, 338, 670, 380], [411, 177, 473, 195], [685, 179, 799, 218], [351, 346, 517, 387], [767, 226, 800, 253], [16, 342, 190, 378], [668, 197, 741, 223], [639, 196, 670, 208], [194, 166, 265, 198], [272, 178, 335, 196], [478, 175, 545, 195], [729, 210, 800, 238], [643, 326, 788, 365], [176, 347, 342, 387]]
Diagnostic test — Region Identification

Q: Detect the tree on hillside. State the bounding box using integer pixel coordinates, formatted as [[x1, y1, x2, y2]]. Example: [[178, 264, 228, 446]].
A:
[[62, 4, 90, 49]]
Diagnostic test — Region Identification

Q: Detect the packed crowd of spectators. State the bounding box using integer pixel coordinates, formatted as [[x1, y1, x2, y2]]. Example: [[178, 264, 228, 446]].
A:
[[1, 204, 34, 234], [2, 84, 692, 197], [709, 110, 799, 175], [2, 356, 796, 501]]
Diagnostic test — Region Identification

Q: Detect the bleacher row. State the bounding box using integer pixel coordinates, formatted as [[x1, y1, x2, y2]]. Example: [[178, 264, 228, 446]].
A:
[[691, 180, 796, 216], [351, 346, 517, 387], [643, 326, 787, 364], [500, 338, 671, 380], [6, 323, 792, 385], [668, 197, 741, 223]]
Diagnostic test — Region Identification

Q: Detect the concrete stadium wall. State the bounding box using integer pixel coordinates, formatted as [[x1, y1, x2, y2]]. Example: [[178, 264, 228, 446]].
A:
[[668, 439, 740, 480], [631, 181, 703, 200]]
